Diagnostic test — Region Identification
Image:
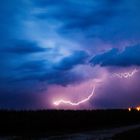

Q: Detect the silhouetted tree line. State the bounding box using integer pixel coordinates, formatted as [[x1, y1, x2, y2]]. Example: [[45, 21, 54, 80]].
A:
[[0, 109, 140, 137]]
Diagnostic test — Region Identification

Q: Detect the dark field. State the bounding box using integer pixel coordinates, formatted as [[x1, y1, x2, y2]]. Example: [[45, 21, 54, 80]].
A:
[[112, 127, 140, 140], [0, 109, 140, 138]]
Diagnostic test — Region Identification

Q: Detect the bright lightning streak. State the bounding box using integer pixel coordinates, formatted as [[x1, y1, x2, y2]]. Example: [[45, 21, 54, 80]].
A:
[[113, 69, 138, 79], [53, 86, 96, 106]]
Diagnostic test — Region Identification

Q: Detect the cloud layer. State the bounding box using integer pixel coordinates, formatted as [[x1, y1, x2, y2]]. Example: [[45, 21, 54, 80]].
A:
[[0, 0, 140, 109], [90, 45, 140, 66]]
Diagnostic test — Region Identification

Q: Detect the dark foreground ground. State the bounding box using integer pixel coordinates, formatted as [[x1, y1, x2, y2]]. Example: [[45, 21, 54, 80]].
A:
[[112, 127, 140, 140], [0, 109, 140, 139]]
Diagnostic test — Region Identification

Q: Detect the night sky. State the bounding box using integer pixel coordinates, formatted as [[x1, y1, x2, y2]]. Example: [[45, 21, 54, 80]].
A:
[[0, 0, 140, 110]]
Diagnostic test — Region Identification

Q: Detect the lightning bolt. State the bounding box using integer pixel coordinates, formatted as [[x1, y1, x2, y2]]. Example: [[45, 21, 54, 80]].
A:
[[53, 85, 96, 106], [113, 69, 138, 79], [52, 68, 139, 107]]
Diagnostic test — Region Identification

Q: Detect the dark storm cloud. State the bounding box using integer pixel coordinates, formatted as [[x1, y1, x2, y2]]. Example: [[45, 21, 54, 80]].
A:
[[0, 91, 41, 110], [54, 51, 89, 70], [12, 51, 89, 86], [34, 0, 121, 31], [10, 66, 85, 87], [0, 51, 88, 92], [0, 0, 29, 43], [17, 60, 47, 71], [40, 70, 85, 86], [33, 0, 140, 43], [40, 51, 89, 85], [2, 40, 47, 54], [90, 44, 140, 66]]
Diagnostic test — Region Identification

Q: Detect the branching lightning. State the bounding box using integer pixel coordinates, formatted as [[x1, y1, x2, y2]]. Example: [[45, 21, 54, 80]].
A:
[[53, 85, 96, 106], [113, 69, 138, 79], [52, 68, 139, 107]]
